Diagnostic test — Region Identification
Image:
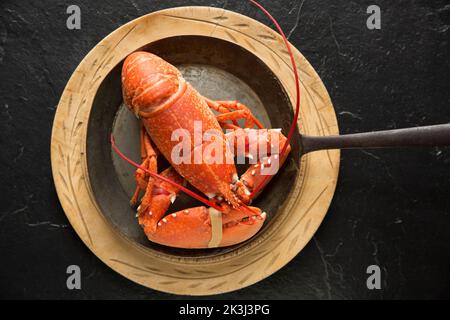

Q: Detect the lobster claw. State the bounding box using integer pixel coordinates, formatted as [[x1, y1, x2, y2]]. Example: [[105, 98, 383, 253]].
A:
[[220, 207, 266, 247], [140, 205, 266, 249]]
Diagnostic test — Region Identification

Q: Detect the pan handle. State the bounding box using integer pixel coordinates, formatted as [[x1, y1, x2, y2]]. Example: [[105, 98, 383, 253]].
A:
[[301, 123, 450, 154]]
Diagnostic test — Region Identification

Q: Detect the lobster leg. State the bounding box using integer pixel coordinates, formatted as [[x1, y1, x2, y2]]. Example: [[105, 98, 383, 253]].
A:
[[204, 98, 264, 129], [225, 128, 291, 204], [130, 126, 158, 206], [209, 101, 292, 204], [130, 158, 148, 206]]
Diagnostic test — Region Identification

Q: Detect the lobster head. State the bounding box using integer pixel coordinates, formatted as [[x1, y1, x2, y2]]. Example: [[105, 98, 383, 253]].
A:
[[122, 51, 184, 117]]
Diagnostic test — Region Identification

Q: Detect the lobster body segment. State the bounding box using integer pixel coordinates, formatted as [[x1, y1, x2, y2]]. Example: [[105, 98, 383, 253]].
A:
[[121, 51, 291, 248], [142, 84, 240, 206]]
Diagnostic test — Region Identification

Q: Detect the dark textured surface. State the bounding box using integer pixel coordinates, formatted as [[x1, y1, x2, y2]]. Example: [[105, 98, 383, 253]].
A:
[[0, 0, 449, 299]]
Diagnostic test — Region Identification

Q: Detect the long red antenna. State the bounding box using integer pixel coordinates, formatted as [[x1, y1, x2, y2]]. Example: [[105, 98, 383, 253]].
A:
[[249, 0, 301, 197], [110, 135, 224, 212]]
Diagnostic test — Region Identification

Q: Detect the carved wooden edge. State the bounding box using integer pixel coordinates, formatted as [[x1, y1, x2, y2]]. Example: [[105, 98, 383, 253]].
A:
[[50, 6, 340, 295]]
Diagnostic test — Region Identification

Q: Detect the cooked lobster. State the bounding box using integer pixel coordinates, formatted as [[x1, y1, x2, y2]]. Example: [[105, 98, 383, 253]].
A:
[[121, 51, 291, 248]]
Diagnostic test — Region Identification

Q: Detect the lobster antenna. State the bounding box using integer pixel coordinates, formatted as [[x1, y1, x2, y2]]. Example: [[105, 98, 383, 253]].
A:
[[249, 0, 301, 197], [110, 135, 225, 212]]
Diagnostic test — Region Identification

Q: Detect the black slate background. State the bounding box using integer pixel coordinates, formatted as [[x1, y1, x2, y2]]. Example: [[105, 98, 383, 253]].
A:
[[0, 0, 449, 299]]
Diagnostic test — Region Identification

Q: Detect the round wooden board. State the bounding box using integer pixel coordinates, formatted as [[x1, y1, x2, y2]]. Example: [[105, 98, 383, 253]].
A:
[[50, 6, 340, 295]]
